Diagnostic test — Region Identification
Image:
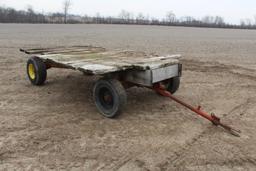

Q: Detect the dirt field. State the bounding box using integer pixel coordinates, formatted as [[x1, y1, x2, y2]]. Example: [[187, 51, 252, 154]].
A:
[[0, 24, 256, 171]]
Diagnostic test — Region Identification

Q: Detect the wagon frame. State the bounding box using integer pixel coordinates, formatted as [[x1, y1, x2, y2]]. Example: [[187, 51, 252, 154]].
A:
[[21, 46, 182, 118]]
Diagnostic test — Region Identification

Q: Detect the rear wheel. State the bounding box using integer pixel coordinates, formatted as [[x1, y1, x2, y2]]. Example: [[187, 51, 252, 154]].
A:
[[27, 57, 47, 85], [93, 79, 127, 118], [160, 77, 180, 94]]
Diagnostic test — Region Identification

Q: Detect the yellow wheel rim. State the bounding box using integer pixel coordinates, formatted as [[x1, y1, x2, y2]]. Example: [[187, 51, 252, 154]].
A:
[[28, 63, 36, 80]]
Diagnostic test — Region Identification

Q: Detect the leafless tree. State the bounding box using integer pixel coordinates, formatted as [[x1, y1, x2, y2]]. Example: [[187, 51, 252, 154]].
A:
[[63, 0, 71, 24], [119, 10, 133, 23], [202, 16, 215, 24], [136, 13, 145, 20], [136, 13, 145, 24], [182, 16, 195, 23], [245, 18, 252, 26], [26, 5, 35, 22], [95, 12, 101, 23], [83, 14, 92, 23], [26, 5, 34, 14], [214, 16, 224, 25], [202, 15, 225, 26], [241, 20, 246, 28], [151, 17, 160, 25], [240, 18, 252, 27], [166, 11, 176, 23]]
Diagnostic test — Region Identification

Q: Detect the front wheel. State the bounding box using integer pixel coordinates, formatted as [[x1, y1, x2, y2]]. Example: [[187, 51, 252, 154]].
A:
[[27, 57, 47, 85], [93, 79, 127, 118]]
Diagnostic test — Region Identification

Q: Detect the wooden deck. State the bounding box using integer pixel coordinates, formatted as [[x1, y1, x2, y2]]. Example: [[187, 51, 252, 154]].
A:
[[20, 46, 181, 75]]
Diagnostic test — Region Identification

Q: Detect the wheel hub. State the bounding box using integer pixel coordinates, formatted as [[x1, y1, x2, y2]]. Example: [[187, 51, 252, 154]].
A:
[[28, 63, 36, 80], [99, 88, 114, 109], [103, 93, 113, 104]]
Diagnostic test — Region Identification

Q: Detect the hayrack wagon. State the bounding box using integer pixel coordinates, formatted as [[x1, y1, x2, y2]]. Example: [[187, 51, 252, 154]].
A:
[[20, 46, 240, 136], [21, 46, 182, 118]]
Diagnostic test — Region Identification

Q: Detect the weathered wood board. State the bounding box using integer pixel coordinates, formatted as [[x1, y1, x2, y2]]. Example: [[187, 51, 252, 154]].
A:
[[20, 46, 181, 75]]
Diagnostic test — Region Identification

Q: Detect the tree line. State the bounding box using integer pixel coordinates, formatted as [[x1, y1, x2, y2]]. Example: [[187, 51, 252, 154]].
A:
[[1, 5, 256, 29]]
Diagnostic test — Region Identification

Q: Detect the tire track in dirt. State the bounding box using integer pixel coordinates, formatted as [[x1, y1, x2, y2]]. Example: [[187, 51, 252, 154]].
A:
[[226, 97, 255, 117], [156, 97, 256, 171], [156, 127, 216, 171], [182, 59, 256, 82], [156, 129, 256, 171], [95, 106, 204, 170], [169, 150, 256, 170], [194, 156, 256, 167], [104, 151, 145, 171], [104, 123, 216, 171]]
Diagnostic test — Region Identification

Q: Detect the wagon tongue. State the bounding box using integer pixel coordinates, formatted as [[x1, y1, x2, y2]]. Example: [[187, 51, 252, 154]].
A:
[[153, 84, 241, 137], [210, 113, 241, 137]]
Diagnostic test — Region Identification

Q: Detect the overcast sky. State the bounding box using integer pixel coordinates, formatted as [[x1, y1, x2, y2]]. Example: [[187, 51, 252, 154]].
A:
[[1, 0, 256, 24]]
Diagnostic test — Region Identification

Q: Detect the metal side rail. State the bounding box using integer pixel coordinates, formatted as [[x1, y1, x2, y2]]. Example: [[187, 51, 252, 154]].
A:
[[153, 84, 241, 137]]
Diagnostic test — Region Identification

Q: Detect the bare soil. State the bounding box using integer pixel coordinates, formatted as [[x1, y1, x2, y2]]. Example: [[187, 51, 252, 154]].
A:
[[0, 24, 256, 171]]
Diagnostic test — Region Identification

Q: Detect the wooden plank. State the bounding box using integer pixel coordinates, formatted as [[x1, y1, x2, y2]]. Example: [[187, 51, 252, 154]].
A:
[[20, 46, 105, 55], [21, 46, 90, 52], [20, 46, 86, 54], [39, 53, 107, 63], [81, 55, 180, 70], [42, 47, 106, 55], [78, 64, 119, 74]]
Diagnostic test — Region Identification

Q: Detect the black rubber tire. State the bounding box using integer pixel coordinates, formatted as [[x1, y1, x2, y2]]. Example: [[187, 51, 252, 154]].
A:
[[27, 57, 47, 85], [93, 79, 127, 118], [167, 77, 180, 94]]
